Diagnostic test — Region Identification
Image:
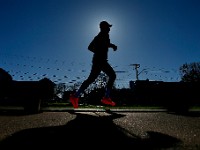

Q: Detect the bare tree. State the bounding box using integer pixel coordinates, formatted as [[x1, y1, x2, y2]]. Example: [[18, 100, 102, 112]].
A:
[[179, 62, 200, 82]]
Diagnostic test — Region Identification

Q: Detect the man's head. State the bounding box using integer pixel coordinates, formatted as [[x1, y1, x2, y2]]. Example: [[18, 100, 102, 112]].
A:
[[100, 21, 112, 28], [99, 21, 112, 32]]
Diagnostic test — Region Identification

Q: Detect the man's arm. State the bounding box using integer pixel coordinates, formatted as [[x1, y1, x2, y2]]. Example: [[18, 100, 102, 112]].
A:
[[88, 37, 97, 53], [109, 43, 117, 51]]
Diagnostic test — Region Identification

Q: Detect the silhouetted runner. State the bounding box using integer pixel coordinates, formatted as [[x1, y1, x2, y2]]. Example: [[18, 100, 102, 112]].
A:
[[70, 21, 117, 108]]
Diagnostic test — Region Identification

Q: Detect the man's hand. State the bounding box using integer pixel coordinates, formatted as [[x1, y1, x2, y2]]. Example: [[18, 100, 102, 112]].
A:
[[110, 44, 117, 51], [113, 45, 117, 51]]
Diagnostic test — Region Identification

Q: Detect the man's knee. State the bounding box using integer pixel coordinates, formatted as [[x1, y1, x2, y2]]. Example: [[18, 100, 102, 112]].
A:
[[110, 72, 116, 81], [113, 73, 116, 80]]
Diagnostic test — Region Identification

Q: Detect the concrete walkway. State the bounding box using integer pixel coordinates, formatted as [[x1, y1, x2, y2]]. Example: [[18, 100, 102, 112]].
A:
[[0, 109, 199, 149]]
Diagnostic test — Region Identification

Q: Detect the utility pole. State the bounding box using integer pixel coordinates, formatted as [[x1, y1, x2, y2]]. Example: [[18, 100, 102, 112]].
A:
[[130, 64, 140, 80]]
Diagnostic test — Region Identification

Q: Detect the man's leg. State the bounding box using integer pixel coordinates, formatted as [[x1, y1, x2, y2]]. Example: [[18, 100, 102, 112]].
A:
[[76, 63, 101, 97], [102, 62, 116, 97], [101, 62, 116, 106], [70, 63, 101, 108]]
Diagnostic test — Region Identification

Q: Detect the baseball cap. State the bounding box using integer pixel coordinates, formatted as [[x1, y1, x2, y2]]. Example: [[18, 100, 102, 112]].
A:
[[99, 21, 112, 28]]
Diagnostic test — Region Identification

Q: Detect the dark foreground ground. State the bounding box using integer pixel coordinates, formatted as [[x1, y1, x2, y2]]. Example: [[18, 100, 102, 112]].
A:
[[0, 109, 199, 149]]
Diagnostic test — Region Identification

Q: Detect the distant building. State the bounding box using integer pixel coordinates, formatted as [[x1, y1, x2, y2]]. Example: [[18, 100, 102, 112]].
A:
[[129, 79, 163, 89]]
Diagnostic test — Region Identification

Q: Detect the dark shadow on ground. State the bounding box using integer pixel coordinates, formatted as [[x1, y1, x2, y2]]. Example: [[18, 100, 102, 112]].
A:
[[0, 112, 181, 149]]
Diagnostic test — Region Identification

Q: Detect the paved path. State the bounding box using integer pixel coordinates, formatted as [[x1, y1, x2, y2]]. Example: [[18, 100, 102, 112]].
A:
[[0, 110, 199, 149]]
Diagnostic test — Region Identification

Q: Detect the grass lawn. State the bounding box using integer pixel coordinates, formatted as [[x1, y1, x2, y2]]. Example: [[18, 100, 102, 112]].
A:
[[43, 102, 200, 110]]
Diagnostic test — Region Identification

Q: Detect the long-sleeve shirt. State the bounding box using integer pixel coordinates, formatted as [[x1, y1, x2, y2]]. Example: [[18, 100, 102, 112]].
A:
[[88, 32, 110, 62]]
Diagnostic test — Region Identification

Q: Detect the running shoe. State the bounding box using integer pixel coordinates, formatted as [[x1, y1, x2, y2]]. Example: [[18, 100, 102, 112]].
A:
[[69, 94, 79, 108], [101, 97, 116, 106]]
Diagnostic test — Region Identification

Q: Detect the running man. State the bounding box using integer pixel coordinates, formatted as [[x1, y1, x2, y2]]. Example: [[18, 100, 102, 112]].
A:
[[70, 21, 117, 108]]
